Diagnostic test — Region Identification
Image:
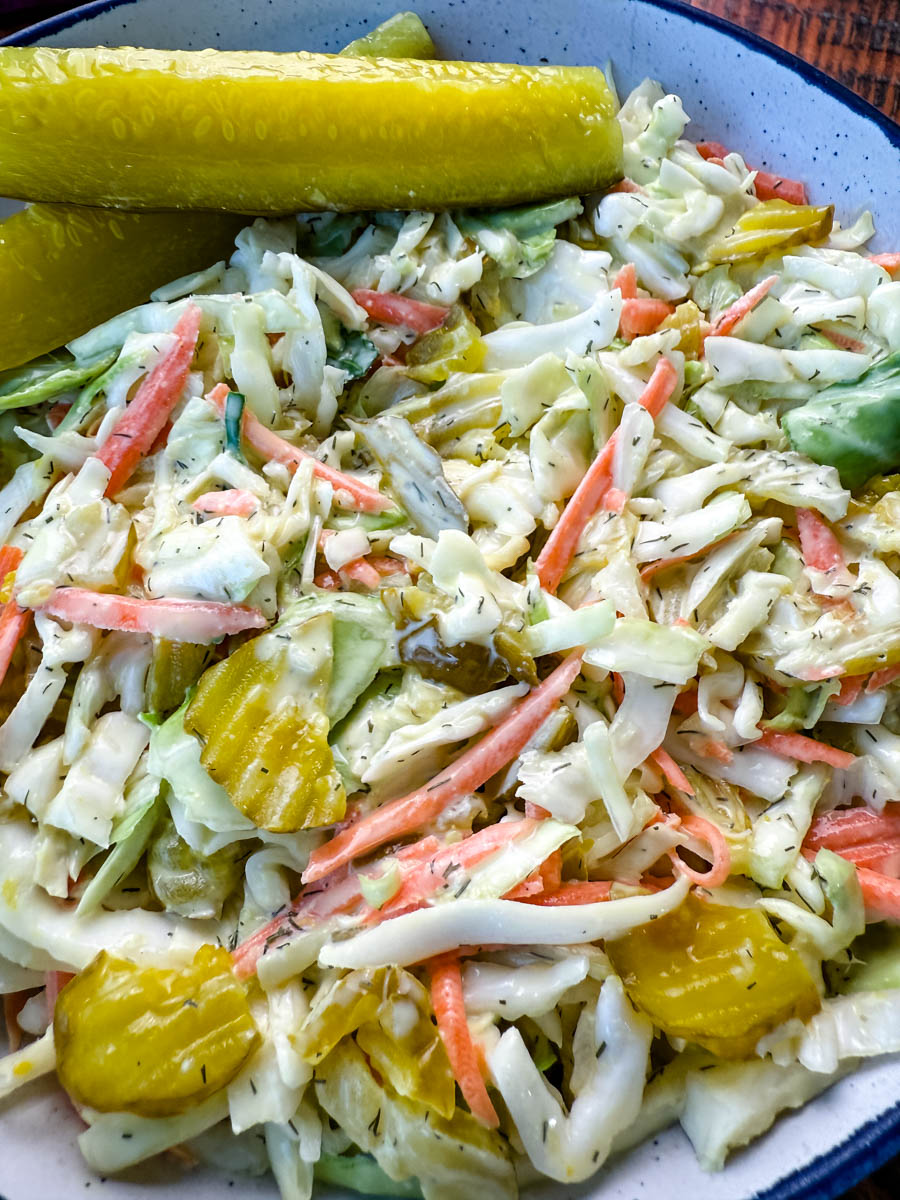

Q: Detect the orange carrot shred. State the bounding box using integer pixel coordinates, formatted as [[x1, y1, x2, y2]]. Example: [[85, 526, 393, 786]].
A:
[[206, 383, 391, 514], [670, 813, 731, 888], [612, 263, 637, 300], [535, 358, 677, 593], [351, 289, 448, 334], [429, 954, 499, 1128], [756, 729, 855, 769], [650, 747, 694, 795], [707, 274, 778, 340], [97, 304, 202, 497]]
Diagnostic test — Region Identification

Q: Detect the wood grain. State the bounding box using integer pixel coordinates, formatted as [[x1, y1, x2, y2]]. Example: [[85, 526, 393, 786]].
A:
[[687, 0, 900, 122], [0, 0, 897, 1198]]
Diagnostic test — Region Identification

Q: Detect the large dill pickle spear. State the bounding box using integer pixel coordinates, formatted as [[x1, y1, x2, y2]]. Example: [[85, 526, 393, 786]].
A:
[[0, 48, 622, 212], [0, 203, 244, 371]]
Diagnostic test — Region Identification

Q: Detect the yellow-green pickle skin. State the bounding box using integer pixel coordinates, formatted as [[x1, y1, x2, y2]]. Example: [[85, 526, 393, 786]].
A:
[[0, 203, 244, 370], [0, 48, 623, 213]]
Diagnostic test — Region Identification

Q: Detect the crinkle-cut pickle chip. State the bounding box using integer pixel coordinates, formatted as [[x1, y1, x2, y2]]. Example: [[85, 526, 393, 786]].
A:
[[54, 946, 259, 1116], [0, 204, 245, 372], [0, 47, 623, 213], [607, 894, 820, 1059], [185, 636, 345, 834]]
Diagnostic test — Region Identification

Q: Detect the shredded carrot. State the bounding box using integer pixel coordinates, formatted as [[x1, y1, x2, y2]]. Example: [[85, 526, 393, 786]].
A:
[[429, 953, 498, 1128], [612, 262, 638, 300], [670, 812, 731, 888], [695, 737, 734, 765], [524, 801, 550, 820], [0, 545, 30, 691], [805, 803, 900, 852], [821, 840, 900, 875], [38, 587, 266, 643], [867, 664, 900, 693], [206, 383, 391, 514], [796, 507, 845, 573], [756, 729, 856, 769], [707, 274, 778, 340], [351, 288, 448, 334], [381, 820, 542, 918], [672, 687, 699, 715], [608, 179, 647, 195], [366, 555, 408, 577], [640, 532, 736, 584], [650, 746, 695, 795], [600, 486, 629, 514], [303, 653, 583, 884], [610, 670, 625, 706], [46, 401, 72, 431], [850, 864, 900, 920], [503, 848, 562, 901], [870, 253, 900, 273], [833, 675, 865, 706], [191, 488, 259, 517], [752, 170, 807, 205], [695, 141, 730, 160], [620, 297, 675, 341], [535, 358, 678, 593], [522, 880, 613, 905], [696, 142, 807, 204], [96, 304, 202, 497], [819, 328, 867, 354]]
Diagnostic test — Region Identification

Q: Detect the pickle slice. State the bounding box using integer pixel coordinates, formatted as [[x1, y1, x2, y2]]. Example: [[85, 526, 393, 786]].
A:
[[54, 946, 259, 1116], [185, 621, 346, 833], [0, 47, 622, 213], [607, 893, 820, 1058]]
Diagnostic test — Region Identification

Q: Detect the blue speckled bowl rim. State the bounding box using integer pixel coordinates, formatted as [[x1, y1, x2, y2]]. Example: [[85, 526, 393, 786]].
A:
[[1, 1, 899, 1198]]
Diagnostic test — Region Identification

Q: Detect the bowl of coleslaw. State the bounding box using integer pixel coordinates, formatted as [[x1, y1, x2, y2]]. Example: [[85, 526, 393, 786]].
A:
[[1, 2, 900, 1200]]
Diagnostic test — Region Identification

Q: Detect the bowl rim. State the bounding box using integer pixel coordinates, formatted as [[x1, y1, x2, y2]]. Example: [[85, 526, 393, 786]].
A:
[[1, 0, 899, 1198]]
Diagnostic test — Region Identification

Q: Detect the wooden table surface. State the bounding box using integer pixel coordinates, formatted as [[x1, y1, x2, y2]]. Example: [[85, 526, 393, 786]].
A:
[[0, 0, 897, 1198]]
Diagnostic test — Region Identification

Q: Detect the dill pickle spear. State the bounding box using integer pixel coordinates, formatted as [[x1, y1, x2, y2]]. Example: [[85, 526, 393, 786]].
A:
[[340, 12, 437, 59], [0, 204, 245, 372], [0, 48, 622, 213]]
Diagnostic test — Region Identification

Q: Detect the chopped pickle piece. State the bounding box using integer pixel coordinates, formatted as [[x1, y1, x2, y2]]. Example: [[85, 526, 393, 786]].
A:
[[339, 11, 437, 59], [293, 966, 456, 1119], [659, 300, 704, 358], [185, 619, 346, 832], [406, 306, 487, 383], [147, 816, 243, 918], [384, 584, 536, 692], [705, 200, 834, 267], [145, 638, 213, 717], [607, 894, 820, 1058], [0, 48, 623, 213], [54, 946, 259, 1116]]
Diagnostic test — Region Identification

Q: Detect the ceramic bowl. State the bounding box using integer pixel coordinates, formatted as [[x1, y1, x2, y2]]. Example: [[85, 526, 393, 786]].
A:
[[1, 2, 899, 1198]]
